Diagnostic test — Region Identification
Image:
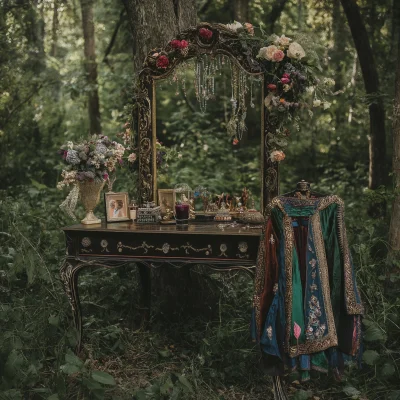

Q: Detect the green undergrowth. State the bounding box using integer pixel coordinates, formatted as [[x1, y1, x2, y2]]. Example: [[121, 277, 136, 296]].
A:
[[0, 186, 399, 400]]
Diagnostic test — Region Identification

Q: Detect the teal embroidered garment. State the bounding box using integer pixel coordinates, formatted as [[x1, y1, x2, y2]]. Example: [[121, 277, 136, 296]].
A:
[[251, 195, 363, 381]]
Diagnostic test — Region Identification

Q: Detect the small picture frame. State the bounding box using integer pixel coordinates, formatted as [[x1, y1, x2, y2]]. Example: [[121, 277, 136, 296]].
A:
[[104, 192, 130, 223], [158, 189, 176, 214]]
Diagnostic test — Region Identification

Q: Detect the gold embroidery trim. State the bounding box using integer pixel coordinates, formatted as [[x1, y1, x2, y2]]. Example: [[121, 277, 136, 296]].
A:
[[317, 195, 363, 315]]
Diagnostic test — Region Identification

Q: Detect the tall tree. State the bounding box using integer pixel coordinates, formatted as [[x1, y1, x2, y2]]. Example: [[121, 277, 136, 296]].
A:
[[122, 0, 197, 73], [267, 0, 289, 33], [232, 0, 249, 21], [121, 0, 197, 313], [80, 0, 102, 134], [388, 0, 400, 264], [340, 0, 387, 191]]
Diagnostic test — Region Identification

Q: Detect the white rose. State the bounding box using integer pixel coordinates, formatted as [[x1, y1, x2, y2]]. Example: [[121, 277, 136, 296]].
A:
[[283, 84, 291, 92], [277, 35, 291, 47], [226, 21, 243, 32], [287, 42, 306, 59], [264, 93, 274, 110], [67, 141, 74, 149], [313, 99, 322, 108]]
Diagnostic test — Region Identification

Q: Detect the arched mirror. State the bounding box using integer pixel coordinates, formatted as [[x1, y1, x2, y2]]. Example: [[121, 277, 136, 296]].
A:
[[136, 23, 279, 213]]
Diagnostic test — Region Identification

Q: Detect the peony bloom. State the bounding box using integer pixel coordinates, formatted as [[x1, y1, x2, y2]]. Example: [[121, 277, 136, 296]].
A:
[[156, 55, 169, 68], [244, 22, 254, 35], [226, 21, 243, 32], [170, 39, 181, 49], [267, 83, 277, 91], [199, 28, 213, 39], [180, 40, 189, 49], [273, 50, 285, 62], [270, 150, 286, 162], [276, 35, 291, 47], [128, 152, 137, 162], [233, 138, 239, 145], [287, 42, 306, 59]]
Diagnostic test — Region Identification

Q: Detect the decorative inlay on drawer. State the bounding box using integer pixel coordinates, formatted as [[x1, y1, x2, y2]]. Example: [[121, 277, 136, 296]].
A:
[[236, 241, 249, 259]]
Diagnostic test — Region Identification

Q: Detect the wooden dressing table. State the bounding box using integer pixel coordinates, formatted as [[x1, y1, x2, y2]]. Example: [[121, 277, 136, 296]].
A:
[[60, 221, 262, 351]]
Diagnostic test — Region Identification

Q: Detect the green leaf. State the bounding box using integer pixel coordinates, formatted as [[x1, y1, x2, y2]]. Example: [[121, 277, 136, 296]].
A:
[[363, 350, 380, 365], [47, 395, 59, 400], [381, 362, 396, 377], [60, 364, 81, 375], [158, 349, 172, 358], [364, 325, 386, 342], [177, 374, 193, 393], [91, 370, 116, 386], [65, 351, 83, 367], [388, 390, 400, 400], [134, 390, 147, 400], [48, 315, 60, 326], [343, 386, 361, 398]]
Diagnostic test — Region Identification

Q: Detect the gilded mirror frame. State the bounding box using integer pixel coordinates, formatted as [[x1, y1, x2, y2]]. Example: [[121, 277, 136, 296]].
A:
[[137, 22, 279, 213]]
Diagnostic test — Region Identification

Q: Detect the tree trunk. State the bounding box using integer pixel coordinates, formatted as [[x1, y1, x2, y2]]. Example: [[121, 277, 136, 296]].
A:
[[50, 0, 59, 57], [122, 0, 197, 73], [340, 0, 387, 191], [232, 0, 249, 22], [122, 0, 199, 315], [267, 0, 289, 33], [80, 0, 102, 134], [388, 0, 400, 264]]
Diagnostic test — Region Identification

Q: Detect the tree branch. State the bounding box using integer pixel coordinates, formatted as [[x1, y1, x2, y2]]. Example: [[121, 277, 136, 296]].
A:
[[103, 8, 126, 67]]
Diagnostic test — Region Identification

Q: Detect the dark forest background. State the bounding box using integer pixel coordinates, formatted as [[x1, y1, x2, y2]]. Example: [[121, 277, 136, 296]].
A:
[[1, 0, 400, 399]]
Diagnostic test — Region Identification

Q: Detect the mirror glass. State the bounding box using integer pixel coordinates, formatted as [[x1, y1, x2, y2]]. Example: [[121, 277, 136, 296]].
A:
[[155, 56, 263, 210]]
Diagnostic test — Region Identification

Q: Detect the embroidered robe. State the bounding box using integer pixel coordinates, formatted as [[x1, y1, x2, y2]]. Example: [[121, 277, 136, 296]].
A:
[[251, 195, 363, 381]]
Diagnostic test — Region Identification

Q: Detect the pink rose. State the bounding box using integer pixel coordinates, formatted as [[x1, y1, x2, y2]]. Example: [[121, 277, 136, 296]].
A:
[[281, 77, 290, 84], [267, 84, 277, 91], [233, 138, 239, 145], [244, 23, 254, 35], [282, 73, 290, 79], [270, 150, 286, 162], [180, 40, 188, 49], [170, 39, 181, 49], [156, 55, 169, 69], [128, 153, 137, 163], [273, 50, 285, 62]]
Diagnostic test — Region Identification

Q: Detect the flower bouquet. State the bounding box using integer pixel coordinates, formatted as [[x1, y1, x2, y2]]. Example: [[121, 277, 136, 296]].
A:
[[57, 135, 125, 224]]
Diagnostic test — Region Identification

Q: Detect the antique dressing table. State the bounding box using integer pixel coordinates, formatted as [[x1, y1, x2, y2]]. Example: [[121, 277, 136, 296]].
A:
[[60, 22, 289, 399]]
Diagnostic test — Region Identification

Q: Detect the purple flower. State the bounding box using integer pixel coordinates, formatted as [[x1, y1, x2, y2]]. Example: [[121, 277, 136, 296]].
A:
[[103, 172, 109, 180]]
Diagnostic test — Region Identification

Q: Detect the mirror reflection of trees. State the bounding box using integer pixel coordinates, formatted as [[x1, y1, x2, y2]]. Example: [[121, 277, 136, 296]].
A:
[[155, 58, 263, 208]]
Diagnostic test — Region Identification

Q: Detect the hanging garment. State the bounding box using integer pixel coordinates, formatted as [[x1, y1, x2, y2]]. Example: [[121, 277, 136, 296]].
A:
[[251, 195, 363, 381]]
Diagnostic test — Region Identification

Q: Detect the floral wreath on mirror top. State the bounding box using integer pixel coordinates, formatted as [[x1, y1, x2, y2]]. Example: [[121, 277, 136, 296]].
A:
[[125, 21, 334, 165]]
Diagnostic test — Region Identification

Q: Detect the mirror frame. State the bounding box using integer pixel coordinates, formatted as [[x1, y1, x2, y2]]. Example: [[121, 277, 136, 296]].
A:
[[137, 22, 279, 213]]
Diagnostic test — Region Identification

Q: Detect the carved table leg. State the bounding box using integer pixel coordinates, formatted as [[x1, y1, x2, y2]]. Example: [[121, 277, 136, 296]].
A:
[[138, 262, 151, 325], [60, 260, 84, 353]]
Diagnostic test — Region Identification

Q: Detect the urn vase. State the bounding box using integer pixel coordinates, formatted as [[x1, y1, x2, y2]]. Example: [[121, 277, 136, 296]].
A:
[[78, 180, 105, 224]]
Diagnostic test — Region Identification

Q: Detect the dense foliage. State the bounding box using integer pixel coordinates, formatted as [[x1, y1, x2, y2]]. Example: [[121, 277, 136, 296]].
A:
[[1, 0, 399, 399]]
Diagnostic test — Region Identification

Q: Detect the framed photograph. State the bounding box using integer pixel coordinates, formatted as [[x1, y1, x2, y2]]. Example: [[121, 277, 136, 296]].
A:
[[158, 189, 176, 214], [104, 192, 130, 223]]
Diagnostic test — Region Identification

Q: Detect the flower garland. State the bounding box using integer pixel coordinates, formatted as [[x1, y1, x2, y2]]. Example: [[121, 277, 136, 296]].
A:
[[144, 22, 332, 164]]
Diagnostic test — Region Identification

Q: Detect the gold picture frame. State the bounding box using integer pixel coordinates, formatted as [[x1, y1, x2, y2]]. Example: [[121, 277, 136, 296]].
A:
[[104, 192, 130, 223], [158, 189, 176, 216]]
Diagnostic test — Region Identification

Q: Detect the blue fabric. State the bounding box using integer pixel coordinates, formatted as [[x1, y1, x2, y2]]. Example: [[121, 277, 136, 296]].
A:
[[260, 292, 281, 358]]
